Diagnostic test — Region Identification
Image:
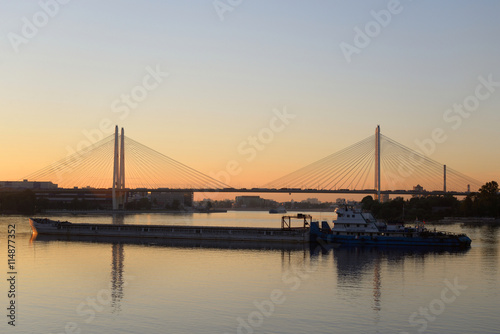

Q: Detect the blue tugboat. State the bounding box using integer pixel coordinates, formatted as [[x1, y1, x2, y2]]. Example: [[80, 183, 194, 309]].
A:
[[310, 206, 471, 247]]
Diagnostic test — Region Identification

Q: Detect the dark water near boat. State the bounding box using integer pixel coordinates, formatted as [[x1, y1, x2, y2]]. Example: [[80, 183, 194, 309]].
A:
[[1, 211, 499, 333]]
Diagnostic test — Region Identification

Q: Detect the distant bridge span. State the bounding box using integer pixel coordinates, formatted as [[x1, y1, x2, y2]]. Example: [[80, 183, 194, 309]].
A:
[[25, 187, 471, 197]]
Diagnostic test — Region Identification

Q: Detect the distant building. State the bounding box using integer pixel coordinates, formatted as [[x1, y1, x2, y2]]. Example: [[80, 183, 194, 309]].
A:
[[234, 196, 278, 208], [199, 198, 212, 206], [413, 184, 424, 198], [346, 200, 358, 206], [34, 190, 112, 210], [336, 198, 346, 206], [151, 192, 193, 208], [380, 193, 390, 203], [304, 198, 320, 205], [128, 190, 150, 202], [0, 180, 58, 190], [235, 196, 263, 208], [413, 184, 424, 192]]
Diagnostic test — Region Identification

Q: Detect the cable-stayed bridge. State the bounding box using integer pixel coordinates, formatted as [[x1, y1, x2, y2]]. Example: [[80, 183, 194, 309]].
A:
[[20, 126, 482, 208], [265, 126, 480, 195]]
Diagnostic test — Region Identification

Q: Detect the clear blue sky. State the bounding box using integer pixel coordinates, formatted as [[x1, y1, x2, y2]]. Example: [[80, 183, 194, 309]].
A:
[[0, 0, 499, 188]]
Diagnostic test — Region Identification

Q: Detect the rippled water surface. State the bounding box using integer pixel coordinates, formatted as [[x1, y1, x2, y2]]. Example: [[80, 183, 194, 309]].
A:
[[1, 212, 499, 333]]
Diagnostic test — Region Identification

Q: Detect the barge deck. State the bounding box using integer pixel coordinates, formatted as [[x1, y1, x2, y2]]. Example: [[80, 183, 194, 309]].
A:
[[29, 217, 310, 244]]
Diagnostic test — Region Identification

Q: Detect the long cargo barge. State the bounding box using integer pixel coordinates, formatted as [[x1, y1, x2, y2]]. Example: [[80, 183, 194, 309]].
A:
[[29, 218, 309, 243]]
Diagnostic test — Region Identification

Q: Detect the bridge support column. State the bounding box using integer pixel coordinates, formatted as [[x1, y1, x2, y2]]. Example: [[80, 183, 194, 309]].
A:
[[375, 125, 381, 200], [444, 164, 446, 193], [119, 127, 125, 208], [112, 126, 125, 210], [112, 126, 119, 210]]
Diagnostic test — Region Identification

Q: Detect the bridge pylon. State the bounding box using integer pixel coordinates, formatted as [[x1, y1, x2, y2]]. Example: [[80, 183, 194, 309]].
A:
[[112, 126, 126, 210], [375, 125, 381, 200]]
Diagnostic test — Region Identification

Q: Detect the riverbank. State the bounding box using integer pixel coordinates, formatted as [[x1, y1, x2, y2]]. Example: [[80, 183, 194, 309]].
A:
[[42, 209, 228, 215], [39, 208, 335, 215]]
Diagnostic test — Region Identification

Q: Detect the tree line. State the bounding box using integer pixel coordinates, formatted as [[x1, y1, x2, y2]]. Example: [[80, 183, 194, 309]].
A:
[[362, 181, 500, 222], [0, 190, 39, 214]]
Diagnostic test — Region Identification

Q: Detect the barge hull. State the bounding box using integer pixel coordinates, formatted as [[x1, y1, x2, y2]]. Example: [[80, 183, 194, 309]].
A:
[[310, 234, 471, 247], [29, 219, 308, 244]]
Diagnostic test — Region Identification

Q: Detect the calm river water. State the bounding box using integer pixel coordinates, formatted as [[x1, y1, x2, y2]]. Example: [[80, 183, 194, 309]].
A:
[[1, 211, 499, 334]]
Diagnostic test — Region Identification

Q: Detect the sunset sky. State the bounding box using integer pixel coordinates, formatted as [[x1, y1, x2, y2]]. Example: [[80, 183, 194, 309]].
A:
[[1, 1, 499, 198]]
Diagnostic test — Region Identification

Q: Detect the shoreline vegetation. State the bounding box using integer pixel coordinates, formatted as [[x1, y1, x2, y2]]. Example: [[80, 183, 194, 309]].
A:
[[360, 181, 500, 223]]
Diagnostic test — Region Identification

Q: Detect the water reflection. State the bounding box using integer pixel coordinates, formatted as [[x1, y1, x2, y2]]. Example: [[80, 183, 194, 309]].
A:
[[111, 215, 125, 313], [32, 234, 308, 251], [479, 225, 499, 272], [31, 232, 311, 322], [310, 243, 470, 325], [463, 224, 499, 287], [372, 256, 381, 316], [112, 214, 125, 225], [111, 243, 125, 313]]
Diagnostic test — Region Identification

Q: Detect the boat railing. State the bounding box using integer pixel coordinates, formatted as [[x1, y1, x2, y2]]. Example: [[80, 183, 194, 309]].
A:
[[420, 229, 466, 237], [281, 214, 311, 230]]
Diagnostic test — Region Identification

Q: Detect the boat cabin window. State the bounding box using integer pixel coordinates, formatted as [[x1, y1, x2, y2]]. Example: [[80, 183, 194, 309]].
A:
[[338, 213, 343, 217]]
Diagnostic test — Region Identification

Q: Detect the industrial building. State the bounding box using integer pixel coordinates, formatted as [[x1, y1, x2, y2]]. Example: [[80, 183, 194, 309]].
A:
[[0, 180, 58, 190]]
